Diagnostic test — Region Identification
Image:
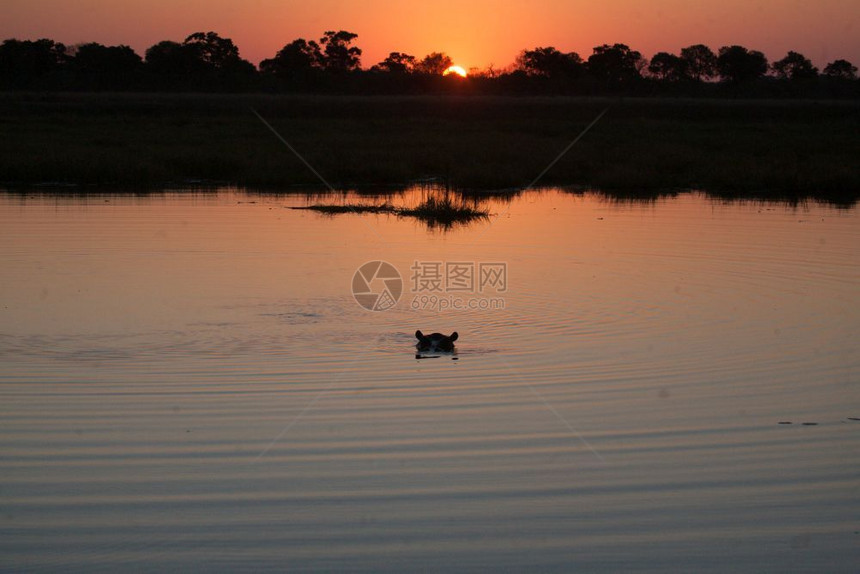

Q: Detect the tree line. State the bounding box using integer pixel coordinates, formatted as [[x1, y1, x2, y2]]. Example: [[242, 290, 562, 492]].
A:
[[1, 30, 857, 96]]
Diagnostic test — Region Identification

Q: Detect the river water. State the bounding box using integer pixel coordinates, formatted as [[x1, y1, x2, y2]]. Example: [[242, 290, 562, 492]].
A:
[[1, 188, 858, 572]]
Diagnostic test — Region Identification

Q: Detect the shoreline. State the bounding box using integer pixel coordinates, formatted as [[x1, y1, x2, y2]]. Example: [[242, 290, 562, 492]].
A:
[[2, 92, 858, 201], [2, 185, 855, 208]]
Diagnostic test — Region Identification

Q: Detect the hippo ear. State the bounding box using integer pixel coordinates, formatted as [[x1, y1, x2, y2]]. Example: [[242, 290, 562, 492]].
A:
[[415, 330, 424, 339], [449, 332, 458, 342]]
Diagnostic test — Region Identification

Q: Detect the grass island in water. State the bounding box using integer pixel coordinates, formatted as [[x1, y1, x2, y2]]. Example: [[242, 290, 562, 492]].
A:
[[292, 194, 491, 228]]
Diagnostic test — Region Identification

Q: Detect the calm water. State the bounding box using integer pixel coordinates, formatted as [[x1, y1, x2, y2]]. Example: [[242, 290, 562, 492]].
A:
[[1, 189, 858, 572]]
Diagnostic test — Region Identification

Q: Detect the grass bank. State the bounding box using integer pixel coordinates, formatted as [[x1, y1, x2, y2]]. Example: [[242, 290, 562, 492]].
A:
[[1, 92, 858, 201]]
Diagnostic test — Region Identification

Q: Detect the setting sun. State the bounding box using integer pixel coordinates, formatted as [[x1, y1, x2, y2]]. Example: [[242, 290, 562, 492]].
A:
[[443, 65, 467, 77]]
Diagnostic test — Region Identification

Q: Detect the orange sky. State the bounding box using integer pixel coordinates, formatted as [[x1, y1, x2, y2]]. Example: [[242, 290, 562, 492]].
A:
[[2, 0, 859, 70]]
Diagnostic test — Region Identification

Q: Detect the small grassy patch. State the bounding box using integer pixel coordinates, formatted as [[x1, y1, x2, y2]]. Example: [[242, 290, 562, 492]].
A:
[[292, 202, 398, 214], [293, 194, 490, 228]]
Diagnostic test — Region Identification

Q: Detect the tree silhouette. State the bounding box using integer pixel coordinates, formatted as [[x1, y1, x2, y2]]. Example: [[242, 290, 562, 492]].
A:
[[0, 38, 66, 89], [587, 44, 643, 84], [319, 31, 361, 72], [371, 52, 416, 73], [515, 47, 583, 78], [716, 45, 768, 83], [144, 33, 254, 90], [414, 52, 453, 75], [259, 39, 323, 79], [822, 59, 857, 80], [648, 52, 689, 82], [145, 41, 206, 78], [183, 32, 241, 69], [70, 43, 142, 90], [2, 31, 857, 95], [471, 64, 505, 79], [182, 31, 256, 87], [680, 44, 717, 81], [772, 51, 818, 80]]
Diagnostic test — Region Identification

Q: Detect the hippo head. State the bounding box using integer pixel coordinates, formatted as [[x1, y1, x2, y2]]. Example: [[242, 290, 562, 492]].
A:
[[415, 330, 458, 352]]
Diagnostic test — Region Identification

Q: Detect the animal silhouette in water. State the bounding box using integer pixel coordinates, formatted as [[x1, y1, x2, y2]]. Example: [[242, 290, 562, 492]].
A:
[[415, 330, 458, 352]]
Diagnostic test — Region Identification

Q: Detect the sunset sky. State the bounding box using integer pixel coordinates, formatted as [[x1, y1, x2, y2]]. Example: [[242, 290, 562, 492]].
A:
[[3, 0, 859, 70]]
